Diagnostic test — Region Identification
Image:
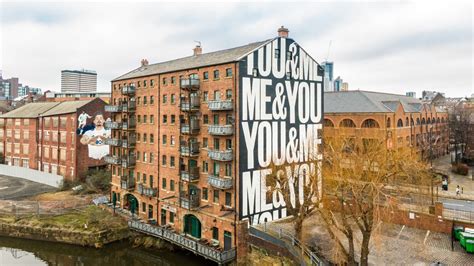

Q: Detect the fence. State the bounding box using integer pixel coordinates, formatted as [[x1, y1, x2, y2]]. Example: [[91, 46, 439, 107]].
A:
[[443, 208, 474, 224], [0, 164, 63, 188], [0, 200, 90, 216], [249, 223, 325, 266]]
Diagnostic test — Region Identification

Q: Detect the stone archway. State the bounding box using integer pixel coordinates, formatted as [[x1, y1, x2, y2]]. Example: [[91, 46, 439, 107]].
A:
[[183, 214, 202, 239], [124, 193, 139, 214]]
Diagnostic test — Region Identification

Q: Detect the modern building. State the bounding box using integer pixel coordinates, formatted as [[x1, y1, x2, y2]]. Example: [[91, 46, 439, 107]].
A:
[[107, 27, 323, 264], [341, 82, 349, 91], [321, 61, 334, 92], [18, 86, 42, 97], [0, 77, 20, 99], [406, 91, 416, 98], [0, 99, 109, 181], [334, 76, 343, 92], [61, 69, 97, 93], [45, 91, 110, 103], [324, 90, 449, 160]]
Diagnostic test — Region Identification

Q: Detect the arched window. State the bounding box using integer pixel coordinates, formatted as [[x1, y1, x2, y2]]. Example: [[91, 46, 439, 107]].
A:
[[437, 118, 440, 123], [416, 118, 421, 125], [441, 117, 445, 123], [421, 118, 426, 125], [323, 119, 334, 127], [397, 119, 403, 128], [411, 118, 414, 126], [405, 118, 409, 126], [340, 119, 356, 128], [361, 119, 380, 128], [427, 118, 431, 124], [386, 118, 391, 128]]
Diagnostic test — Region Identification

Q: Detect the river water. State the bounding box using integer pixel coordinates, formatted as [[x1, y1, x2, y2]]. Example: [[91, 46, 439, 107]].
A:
[[0, 236, 212, 266]]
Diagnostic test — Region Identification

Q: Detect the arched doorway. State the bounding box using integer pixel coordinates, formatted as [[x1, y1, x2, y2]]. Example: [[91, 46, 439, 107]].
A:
[[124, 194, 139, 215], [184, 214, 201, 238]]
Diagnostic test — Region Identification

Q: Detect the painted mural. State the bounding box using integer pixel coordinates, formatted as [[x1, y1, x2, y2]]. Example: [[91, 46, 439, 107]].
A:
[[78, 111, 111, 160], [238, 37, 324, 224]]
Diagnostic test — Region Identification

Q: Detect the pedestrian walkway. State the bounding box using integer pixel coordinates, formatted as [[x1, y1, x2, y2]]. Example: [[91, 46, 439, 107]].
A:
[[433, 155, 474, 200]]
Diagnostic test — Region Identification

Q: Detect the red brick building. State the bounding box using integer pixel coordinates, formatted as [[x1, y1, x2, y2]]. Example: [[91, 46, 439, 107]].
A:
[[0, 98, 109, 181]]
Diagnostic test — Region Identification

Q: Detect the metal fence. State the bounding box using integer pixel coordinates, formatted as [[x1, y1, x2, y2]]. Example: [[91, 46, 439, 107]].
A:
[[0, 200, 90, 216], [443, 208, 474, 223], [249, 223, 325, 266]]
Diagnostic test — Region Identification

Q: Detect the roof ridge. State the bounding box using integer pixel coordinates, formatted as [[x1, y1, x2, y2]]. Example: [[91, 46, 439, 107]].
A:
[[359, 91, 392, 112]]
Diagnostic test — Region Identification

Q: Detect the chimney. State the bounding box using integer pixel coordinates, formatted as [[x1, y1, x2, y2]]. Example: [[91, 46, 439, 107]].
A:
[[141, 59, 149, 67], [277, 25, 289, 38], [193, 45, 202, 56]]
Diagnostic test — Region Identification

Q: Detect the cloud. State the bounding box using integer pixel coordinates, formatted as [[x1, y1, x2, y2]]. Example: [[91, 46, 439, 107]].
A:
[[0, 1, 472, 97]]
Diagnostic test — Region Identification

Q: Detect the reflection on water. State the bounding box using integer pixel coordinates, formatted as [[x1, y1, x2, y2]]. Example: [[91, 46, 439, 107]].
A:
[[0, 236, 213, 266]]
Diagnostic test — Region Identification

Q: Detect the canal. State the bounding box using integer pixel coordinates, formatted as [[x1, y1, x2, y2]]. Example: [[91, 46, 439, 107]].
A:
[[0, 236, 213, 266]]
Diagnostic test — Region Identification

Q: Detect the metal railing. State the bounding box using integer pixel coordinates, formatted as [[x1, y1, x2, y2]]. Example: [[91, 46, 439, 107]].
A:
[[208, 175, 232, 189], [250, 224, 325, 266], [105, 105, 122, 112], [122, 85, 136, 95], [181, 166, 200, 182], [443, 208, 474, 223], [208, 149, 233, 161], [180, 142, 200, 156], [180, 78, 200, 90], [180, 194, 200, 209], [208, 125, 234, 136], [137, 183, 157, 197], [104, 138, 121, 146], [104, 121, 121, 129], [0, 200, 90, 216], [208, 100, 233, 111], [104, 155, 121, 165], [129, 220, 236, 264]]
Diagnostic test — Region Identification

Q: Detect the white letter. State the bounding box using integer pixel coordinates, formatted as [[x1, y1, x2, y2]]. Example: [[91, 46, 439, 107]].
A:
[[242, 122, 259, 169], [242, 77, 260, 120]]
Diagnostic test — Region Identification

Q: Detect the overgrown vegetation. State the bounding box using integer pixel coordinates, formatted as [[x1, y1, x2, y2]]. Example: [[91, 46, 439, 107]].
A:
[[60, 169, 111, 194]]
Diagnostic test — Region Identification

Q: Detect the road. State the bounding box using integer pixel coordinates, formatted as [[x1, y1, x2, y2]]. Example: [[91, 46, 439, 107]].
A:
[[440, 197, 474, 212], [0, 174, 56, 200]]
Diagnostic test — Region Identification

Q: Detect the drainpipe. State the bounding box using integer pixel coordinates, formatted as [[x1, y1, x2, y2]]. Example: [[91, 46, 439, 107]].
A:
[[232, 62, 238, 250]]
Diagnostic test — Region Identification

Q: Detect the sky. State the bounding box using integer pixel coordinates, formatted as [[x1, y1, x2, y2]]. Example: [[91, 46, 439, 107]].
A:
[[0, 1, 472, 97]]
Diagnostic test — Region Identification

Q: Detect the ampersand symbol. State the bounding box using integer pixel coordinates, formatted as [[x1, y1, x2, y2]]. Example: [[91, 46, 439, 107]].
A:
[[272, 83, 287, 120]]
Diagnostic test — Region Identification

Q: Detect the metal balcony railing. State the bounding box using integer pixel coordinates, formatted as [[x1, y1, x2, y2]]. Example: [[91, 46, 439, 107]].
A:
[[122, 85, 136, 95], [104, 138, 121, 146], [181, 95, 200, 111], [208, 175, 233, 189], [137, 183, 157, 197], [208, 100, 233, 111], [121, 137, 136, 148], [180, 166, 200, 182], [121, 156, 136, 168], [180, 194, 200, 209], [128, 220, 236, 264], [121, 101, 136, 112], [105, 121, 121, 129], [180, 78, 200, 90], [105, 105, 122, 112], [181, 120, 200, 134], [180, 142, 200, 156], [121, 177, 135, 190], [208, 149, 233, 161], [122, 119, 136, 130], [104, 155, 121, 165], [208, 125, 233, 136]]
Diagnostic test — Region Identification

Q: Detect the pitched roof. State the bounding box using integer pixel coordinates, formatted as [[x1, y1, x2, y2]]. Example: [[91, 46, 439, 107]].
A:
[[324, 90, 426, 113], [113, 40, 270, 81], [0, 99, 96, 118]]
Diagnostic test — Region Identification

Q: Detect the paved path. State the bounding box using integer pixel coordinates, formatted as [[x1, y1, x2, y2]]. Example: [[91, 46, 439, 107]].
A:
[[0, 174, 56, 200], [441, 197, 474, 212], [433, 155, 474, 200]]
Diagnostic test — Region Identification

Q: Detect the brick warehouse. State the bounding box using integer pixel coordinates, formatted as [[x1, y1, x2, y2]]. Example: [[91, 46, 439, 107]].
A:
[[0, 98, 109, 181], [324, 91, 449, 159], [108, 27, 324, 263]]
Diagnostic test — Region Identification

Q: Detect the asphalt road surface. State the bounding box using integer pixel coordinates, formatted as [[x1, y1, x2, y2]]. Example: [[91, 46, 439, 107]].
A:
[[0, 174, 56, 200], [440, 197, 474, 212]]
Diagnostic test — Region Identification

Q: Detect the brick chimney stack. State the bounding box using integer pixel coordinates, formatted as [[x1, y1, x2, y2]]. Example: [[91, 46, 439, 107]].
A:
[[277, 26, 289, 38], [193, 45, 202, 56], [141, 59, 149, 67]]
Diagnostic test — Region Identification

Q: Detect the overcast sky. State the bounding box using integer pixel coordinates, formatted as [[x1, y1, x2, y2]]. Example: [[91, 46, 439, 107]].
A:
[[1, 1, 472, 97]]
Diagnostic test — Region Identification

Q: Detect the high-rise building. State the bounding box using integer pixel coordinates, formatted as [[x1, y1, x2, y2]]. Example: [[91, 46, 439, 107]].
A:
[[107, 27, 323, 264], [406, 91, 416, 98], [61, 69, 97, 93], [334, 76, 343, 92], [321, 61, 334, 92]]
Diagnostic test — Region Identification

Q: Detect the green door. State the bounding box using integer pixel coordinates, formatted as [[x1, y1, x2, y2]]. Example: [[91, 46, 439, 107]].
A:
[[184, 214, 201, 239]]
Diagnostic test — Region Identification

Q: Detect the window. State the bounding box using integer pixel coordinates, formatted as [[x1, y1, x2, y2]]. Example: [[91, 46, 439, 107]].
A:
[[163, 77, 167, 85], [170, 180, 175, 191], [226, 68, 232, 77], [162, 135, 167, 145], [171, 115, 175, 124], [162, 155, 167, 166], [150, 96, 154, 105], [203, 188, 208, 200], [203, 72, 209, 80], [213, 114, 219, 125], [143, 133, 147, 143], [163, 95, 167, 104], [203, 138, 208, 148], [203, 115, 209, 124], [169, 212, 175, 223], [150, 134, 154, 143], [137, 97, 141, 105], [137, 133, 141, 142], [214, 138, 220, 149], [170, 156, 175, 167], [225, 192, 231, 206], [226, 114, 232, 125], [149, 175, 154, 187], [150, 79, 155, 87], [226, 89, 232, 99], [214, 90, 221, 100], [143, 173, 147, 184], [202, 161, 208, 173], [150, 153, 154, 163], [170, 94, 176, 104], [225, 163, 232, 176], [137, 151, 141, 161], [150, 115, 154, 124], [212, 227, 219, 240], [138, 81, 141, 87], [213, 70, 219, 79], [171, 76, 176, 84], [226, 139, 232, 149], [163, 115, 167, 124], [143, 152, 147, 162], [142, 202, 146, 212], [213, 190, 219, 203], [138, 115, 141, 123], [203, 91, 208, 102], [143, 80, 147, 87], [143, 115, 147, 123], [170, 136, 175, 146], [162, 178, 167, 189]]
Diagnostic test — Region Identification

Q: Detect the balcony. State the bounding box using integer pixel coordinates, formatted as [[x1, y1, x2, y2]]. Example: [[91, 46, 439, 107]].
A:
[[121, 156, 136, 168], [137, 183, 157, 197], [208, 175, 233, 190], [105, 105, 122, 112], [128, 220, 236, 265], [122, 85, 136, 95], [104, 155, 121, 165], [208, 125, 233, 136], [121, 137, 136, 148], [208, 100, 233, 111], [208, 149, 233, 161], [180, 78, 200, 90], [180, 142, 200, 157], [105, 121, 121, 129], [121, 177, 135, 190], [122, 119, 136, 130], [181, 120, 200, 134], [104, 138, 121, 146], [180, 166, 200, 182], [180, 95, 200, 112], [121, 101, 136, 112], [180, 194, 200, 210]]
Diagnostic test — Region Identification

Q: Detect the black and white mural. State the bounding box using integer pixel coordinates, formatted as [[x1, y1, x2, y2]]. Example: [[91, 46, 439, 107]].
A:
[[238, 37, 324, 224]]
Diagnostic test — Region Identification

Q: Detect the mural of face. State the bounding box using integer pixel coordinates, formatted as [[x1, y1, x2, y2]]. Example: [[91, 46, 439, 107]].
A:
[[94, 114, 105, 128]]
